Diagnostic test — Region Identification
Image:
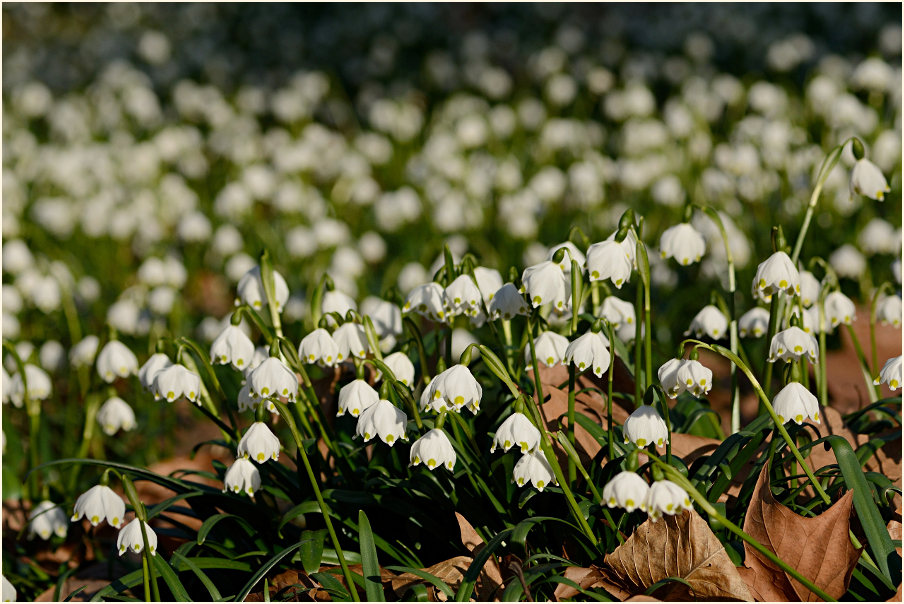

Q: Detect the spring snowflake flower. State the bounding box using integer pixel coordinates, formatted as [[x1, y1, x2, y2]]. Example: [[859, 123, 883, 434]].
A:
[[223, 458, 261, 496], [623, 405, 668, 448], [2, 574, 15, 602], [9, 364, 52, 407], [488, 283, 530, 320], [492, 412, 541, 454], [298, 328, 340, 367], [676, 360, 713, 397], [69, 335, 99, 368], [739, 307, 770, 338], [645, 480, 693, 521], [321, 290, 357, 321], [360, 297, 402, 342], [138, 353, 172, 391], [356, 399, 408, 446], [117, 520, 157, 556], [96, 340, 139, 383], [875, 356, 902, 390], [601, 296, 635, 329], [586, 240, 633, 288], [97, 396, 137, 435], [876, 295, 902, 327], [71, 484, 125, 528], [768, 326, 818, 363], [403, 282, 447, 322], [337, 379, 379, 418], [685, 305, 728, 339], [333, 322, 370, 360], [249, 357, 297, 401], [28, 500, 68, 540], [443, 274, 483, 319], [153, 364, 201, 404], [530, 331, 570, 367], [850, 158, 890, 201], [513, 450, 557, 491], [603, 472, 650, 513], [520, 261, 570, 311], [473, 267, 504, 307], [823, 291, 856, 329], [427, 365, 483, 414], [564, 331, 611, 377], [773, 382, 820, 425], [547, 241, 586, 272], [378, 351, 415, 387], [410, 429, 456, 471], [753, 251, 800, 301], [210, 325, 255, 371], [238, 422, 281, 463], [235, 265, 290, 312], [799, 270, 821, 307], [659, 223, 705, 266]]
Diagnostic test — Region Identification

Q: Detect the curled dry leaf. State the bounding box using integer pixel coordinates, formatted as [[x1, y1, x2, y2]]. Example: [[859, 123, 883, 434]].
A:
[[454, 512, 504, 600]]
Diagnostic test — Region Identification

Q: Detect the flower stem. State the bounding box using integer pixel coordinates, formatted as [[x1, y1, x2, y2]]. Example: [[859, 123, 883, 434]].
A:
[[790, 140, 849, 266], [844, 324, 879, 403], [607, 321, 615, 461], [763, 296, 781, 401], [635, 236, 653, 393], [567, 364, 576, 484]]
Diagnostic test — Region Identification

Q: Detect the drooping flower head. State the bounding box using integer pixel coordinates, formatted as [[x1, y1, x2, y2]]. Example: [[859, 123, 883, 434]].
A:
[[235, 265, 290, 312], [28, 500, 68, 540], [520, 260, 570, 311], [71, 485, 125, 528], [152, 364, 201, 404], [564, 331, 611, 378], [298, 328, 340, 367], [645, 480, 693, 521], [530, 331, 570, 367], [97, 396, 137, 435], [97, 340, 139, 383], [623, 405, 668, 448], [443, 274, 483, 320], [223, 458, 262, 496], [603, 472, 650, 513], [410, 429, 456, 471], [768, 326, 818, 363], [356, 399, 408, 446], [116, 520, 157, 556], [488, 283, 531, 320], [333, 322, 370, 361], [739, 307, 770, 338], [377, 352, 416, 388], [876, 295, 902, 327], [586, 240, 632, 288], [491, 412, 541, 454], [210, 325, 255, 371], [238, 422, 281, 463], [659, 223, 705, 266], [684, 305, 728, 340], [337, 379, 379, 418], [426, 364, 482, 414], [823, 291, 856, 329], [850, 158, 890, 201], [403, 282, 447, 322], [248, 357, 298, 401], [139, 353, 172, 391], [874, 356, 902, 390], [513, 450, 557, 491], [773, 382, 820, 425], [753, 251, 800, 301]]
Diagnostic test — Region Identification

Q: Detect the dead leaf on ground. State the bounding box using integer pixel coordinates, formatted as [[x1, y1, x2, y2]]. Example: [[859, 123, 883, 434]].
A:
[[454, 512, 504, 599], [552, 565, 607, 600], [35, 577, 110, 602], [738, 461, 861, 601], [391, 555, 471, 600]]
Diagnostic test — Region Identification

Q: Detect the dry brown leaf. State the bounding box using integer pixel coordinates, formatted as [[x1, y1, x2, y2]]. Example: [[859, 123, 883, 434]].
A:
[[738, 462, 861, 601], [453, 512, 504, 599], [456, 511, 484, 552], [35, 577, 111, 602], [552, 565, 610, 600], [391, 555, 471, 600], [599, 508, 752, 601]]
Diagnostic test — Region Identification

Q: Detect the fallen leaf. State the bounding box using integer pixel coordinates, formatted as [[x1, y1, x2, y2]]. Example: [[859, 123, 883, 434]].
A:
[[889, 519, 902, 556], [453, 512, 503, 599], [738, 461, 861, 601], [35, 578, 111, 602], [598, 508, 753, 601], [552, 565, 609, 600], [456, 511, 484, 553], [391, 555, 471, 600]]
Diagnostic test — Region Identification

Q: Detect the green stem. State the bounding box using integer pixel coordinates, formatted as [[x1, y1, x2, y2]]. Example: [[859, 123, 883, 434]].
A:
[[635, 237, 653, 393], [70, 393, 103, 492], [818, 306, 829, 408], [844, 324, 879, 403], [121, 475, 159, 602], [633, 280, 643, 405], [567, 365, 576, 484], [607, 322, 615, 461], [501, 319, 516, 380], [790, 140, 849, 266], [763, 296, 780, 401]]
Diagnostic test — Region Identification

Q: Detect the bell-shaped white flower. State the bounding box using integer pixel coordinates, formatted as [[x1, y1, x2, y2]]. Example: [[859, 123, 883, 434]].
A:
[[378, 352, 415, 387], [139, 353, 172, 391], [418, 377, 435, 412], [117, 520, 157, 556], [410, 429, 456, 471], [488, 283, 530, 320], [96, 340, 139, 383], [238, 422, 281, 463], [601, 296, 635, 329], [223, 457, 261, 496], [473, 267, 504, 305], [877, 295, 902, 327], [249, 357, 297, 401], [676, 360, 713, 398], [796, 305, 822, 335], [773, 382, 820, 425], [235, 265, 290, 312], [768, 326, 818, 363], [799, 270, 821, 307], [333, 322, 369, 361], [360, 297, 402, 340], [69, 335, 99, 368], [850, 158, 890, 201], [547, 242, 586, 273], [739, 307, 770, 338], [97, 396, 137, 435], [2, 573, 15, 603], [684, 305, 728, 340], [427, 365, 483, 414], [521, 261, 570, 311], [71, 484, 125, 528], [874, 355, 902, 390], [9, 364, 52, 407], [322, 290, 357, 322], [492, 412, 541, 454], [530, 331, 570, 367], [823, 291, 856, 329], [659, 223, 705, 266], [513, 451, 557, 491], [645, 480, 692, 521], [356, 399, 408, 446], [443, 274, 483, 319], [753, 251, 800, 301], [586, 240, 632, 288], [403, 282, 447, 322], [210, 325, 255, 371], [657, 358, 685, 398], [337, 379, 379, 417], [299, 329, 340, 367], [623, 405, 668, 448], [153, 364, 201, 404], [607, 228, 639, 268], [603, 471, 650, 513], [564, 331, 611, 377], [28, 500, 68, 540]]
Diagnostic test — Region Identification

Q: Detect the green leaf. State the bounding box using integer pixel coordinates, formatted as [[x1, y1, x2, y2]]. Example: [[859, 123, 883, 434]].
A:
[[385, 566, 456, 599], [455, 528, 512, 601], [236, 542, 305, 602], [644, 576, 692, 596], [171, 553, 222, 601], [311, 571, 352, 601], [196, 513, 257, 545], [170, 556, 253, 572], [300, 529, 328, 574], [545, 576, 614, 601], [277, 501, 322, 537], [152, 555, 192, 601], [359, 510, 386, 602]]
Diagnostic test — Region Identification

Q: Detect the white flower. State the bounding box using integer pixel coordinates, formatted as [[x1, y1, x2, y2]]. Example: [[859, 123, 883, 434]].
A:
[[71, 484, 125, 528], [28, 500, 68, 540], [117, 520, 157, 556], [69, 335, 99, 368], [9, 364, 52, 407], [874, 356, 902, 390], [601, 296, 635, 329], [403, 282, 447, 322], [97, 396, 137, 435], [530, 331, 570, 367], [337, 379, 379, 417], [768, 326, 818, 363], [238, 422, 281, 463], [492, 412, 541, 454], [773, 382, 820, 425], [443, 274, 483, 319], [138, 353, 173, 391], [645, 480, 692, 521], [299, 329, 340, 367], [321, 290, 357, 322], [410, 429, 456, 471], [823, 291, 856, 329], [685, 305, 728, 340], [603, 471, 650, 513], [360, 297, 402, 341], [96, 340, 139, 383], [249, 357, 297, 401], [473, 267, 504, 305], [796, 305, 822, 335], [378, 352, 415, 387], [521, 261, 570, 311], [356, 399, 408, 446], [488, 283, 530, 320], [753, 251, 800, 301], [210, 325, 255, 371], [739, 307, 770, 338], [607, 228, 639, 268], [513, 451, 557, 491], [153, 364, 201, 404], [40, 340, 65, 372], [427, 365, 482, 414], [623, 405, 668, 448], [850, 158, 890, 201], [676, 360, 713, 398], [799, 270, 821, 307], [830, 245, 866, 279], [659, 223, 705, 266], [235, 265, 290, 312], [564, 331, 611, 377], [223, 458, 261, 496], [586, 240, 632, 288], [657, 358, 685, 398], [2, 574, 15, 602], [333, 322, 370, 360], [547, 242, 586, 272], [876, 295, 902, 327]]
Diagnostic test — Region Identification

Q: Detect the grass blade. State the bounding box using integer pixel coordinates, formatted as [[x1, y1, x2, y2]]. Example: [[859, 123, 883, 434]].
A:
[[152, 555, 192, 601], [236, 542, 305, 602], [358, 510, 386, 602]]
